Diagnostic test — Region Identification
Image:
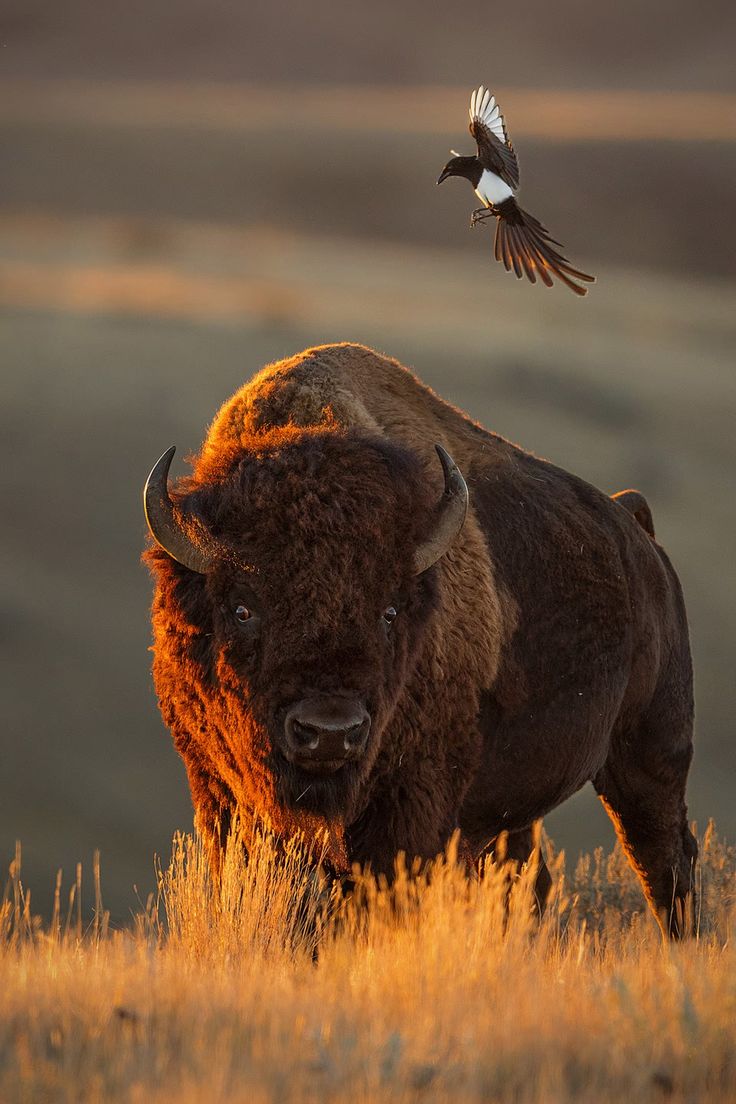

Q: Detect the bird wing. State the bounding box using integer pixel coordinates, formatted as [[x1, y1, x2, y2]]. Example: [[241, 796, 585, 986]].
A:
[[469, 86, 519, 191]]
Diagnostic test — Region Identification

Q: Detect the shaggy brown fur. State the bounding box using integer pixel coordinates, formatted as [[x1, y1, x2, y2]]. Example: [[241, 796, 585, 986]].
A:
[[145, 343, 697, 937]]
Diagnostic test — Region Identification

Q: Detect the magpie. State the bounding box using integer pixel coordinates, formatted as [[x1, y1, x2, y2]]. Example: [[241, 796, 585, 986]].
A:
[[438, 86, 595, 296]]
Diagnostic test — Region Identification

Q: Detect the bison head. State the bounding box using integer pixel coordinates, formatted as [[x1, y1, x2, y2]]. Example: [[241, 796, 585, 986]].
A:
[[144, 429, 467, 825]]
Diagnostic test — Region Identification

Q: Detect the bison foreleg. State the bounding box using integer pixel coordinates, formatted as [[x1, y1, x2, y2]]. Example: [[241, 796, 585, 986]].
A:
[[485, 821, 552, 922]]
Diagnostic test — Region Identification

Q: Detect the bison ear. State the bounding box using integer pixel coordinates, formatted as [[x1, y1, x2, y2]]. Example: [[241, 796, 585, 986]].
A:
[[412, 445, 469, 575], [144, 446, 215, 574]]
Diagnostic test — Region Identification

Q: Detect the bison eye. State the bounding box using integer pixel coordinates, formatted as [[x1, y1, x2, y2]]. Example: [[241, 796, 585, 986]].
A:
[[383, 605, 398, 626], [234, 604, 251, 624]]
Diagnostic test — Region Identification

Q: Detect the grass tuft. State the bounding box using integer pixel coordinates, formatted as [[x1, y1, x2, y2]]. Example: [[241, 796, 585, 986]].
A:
[[1, 822, 735, 1103]]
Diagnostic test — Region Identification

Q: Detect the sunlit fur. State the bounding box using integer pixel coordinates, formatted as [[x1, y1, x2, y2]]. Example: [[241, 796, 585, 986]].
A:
[[145, 343, 696, 935]]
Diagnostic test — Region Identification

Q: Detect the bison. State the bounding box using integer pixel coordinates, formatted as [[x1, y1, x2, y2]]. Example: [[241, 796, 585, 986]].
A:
[[144, 342, 697, 936]]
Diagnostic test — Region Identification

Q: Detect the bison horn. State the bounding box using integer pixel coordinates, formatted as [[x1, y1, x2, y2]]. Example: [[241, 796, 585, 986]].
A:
[[144, 446, 215, 573], [413, 445, 469, 575]]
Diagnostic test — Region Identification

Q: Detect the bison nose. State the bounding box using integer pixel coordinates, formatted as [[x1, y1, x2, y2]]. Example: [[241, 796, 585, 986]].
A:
[[284, 699, 370, 764]]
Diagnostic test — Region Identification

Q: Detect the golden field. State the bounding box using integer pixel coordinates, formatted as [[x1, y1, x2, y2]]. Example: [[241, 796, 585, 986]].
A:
[[2, 825, 735, 1104]]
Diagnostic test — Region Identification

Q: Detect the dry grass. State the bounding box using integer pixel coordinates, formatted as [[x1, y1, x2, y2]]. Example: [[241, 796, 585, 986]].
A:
[[2, 825, 735, 1104]]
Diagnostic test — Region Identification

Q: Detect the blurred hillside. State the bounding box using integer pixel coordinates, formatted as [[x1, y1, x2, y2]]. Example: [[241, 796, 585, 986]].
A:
[[1, 2, 735, 918], [2, 0, 735, 90]]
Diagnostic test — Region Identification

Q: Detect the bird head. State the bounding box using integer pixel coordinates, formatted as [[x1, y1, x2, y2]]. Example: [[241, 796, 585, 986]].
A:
[[437, 154, 478, 185]]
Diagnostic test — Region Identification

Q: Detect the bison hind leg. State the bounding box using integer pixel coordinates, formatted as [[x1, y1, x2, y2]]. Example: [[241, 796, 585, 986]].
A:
[[594, 726, 697, 938]]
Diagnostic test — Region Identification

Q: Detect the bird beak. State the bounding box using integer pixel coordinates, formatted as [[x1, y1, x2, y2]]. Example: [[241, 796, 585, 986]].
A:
[[437, 168, 451, 185]]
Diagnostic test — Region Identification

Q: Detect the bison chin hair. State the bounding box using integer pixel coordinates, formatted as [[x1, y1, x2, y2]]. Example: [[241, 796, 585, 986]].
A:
[[273, 755, 367, 821]]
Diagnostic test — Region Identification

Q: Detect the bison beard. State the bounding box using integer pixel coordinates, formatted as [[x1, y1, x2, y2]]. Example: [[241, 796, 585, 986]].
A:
[[272, 750, 365, 819], [144, 342, 698, 938]]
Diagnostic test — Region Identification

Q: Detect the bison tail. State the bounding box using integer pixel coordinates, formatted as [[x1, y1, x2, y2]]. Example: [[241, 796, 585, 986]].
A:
[[612, 489, 655, 539]]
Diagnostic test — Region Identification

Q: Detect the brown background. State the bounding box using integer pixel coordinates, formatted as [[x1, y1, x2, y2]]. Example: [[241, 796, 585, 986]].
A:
[[1, 0, 734, 919]]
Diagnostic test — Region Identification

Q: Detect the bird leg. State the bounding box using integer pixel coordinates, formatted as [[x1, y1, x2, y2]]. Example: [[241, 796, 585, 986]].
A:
[[470, 207, 495, 228]]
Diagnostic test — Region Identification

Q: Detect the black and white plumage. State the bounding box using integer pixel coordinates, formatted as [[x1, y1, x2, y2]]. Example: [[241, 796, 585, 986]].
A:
[[438, 86, 595, 296]]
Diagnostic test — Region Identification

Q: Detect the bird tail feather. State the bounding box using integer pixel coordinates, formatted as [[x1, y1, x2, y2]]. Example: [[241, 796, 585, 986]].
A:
[[493, 199, 595, 296]]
